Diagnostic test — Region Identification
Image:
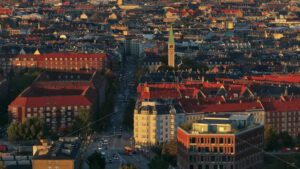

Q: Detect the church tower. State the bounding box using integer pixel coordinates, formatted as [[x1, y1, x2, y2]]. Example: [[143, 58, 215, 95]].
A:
[[168, 25, 175, 67]]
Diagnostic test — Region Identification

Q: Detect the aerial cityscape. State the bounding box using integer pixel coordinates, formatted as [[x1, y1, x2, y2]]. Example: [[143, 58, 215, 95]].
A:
[[0, 0, 299, 169]]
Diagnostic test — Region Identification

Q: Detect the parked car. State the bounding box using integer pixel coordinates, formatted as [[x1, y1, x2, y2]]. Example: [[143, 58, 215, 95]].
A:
[[280, 148, 291, 152]]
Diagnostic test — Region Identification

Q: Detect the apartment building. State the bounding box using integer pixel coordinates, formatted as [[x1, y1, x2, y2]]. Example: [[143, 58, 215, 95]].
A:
[[13, 53, 109, 71], [8, 84, 95, 133], [134, 101, 185, 145], [177, 114, 264, 169], [263, 97, 300, 138], [0, 53, 110, 75]]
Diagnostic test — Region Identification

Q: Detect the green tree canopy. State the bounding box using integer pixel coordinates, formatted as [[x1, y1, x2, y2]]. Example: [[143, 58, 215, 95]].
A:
[[119, 163, 136, 169], [123, 99, 136, 129], [88, 152, 106, 169], [179, 57, 208, 72], [72, 108, 93, 137], [149, 156, 169, 169], [278, 132, 295, 148], [0, 162, 6, 169], [7, 117, 47, 141], [134, 65, 149, 84], [296, 134, 300, 145], [264, 124, 279, 151]]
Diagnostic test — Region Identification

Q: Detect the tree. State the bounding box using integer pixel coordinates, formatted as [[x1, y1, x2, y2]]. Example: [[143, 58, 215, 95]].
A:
[[7, 117, 47, 141], [148, 157, 169, 169], [264, 124, 279, 151], [134, 65, 148, 84], [278, 132, 295, 148], [123, 99, 136, 129], [179, 121, 193, 131], [157, 65, 174, 72], [88, 152, 106, 169], [72, 108, 92, 137], [0, 162, 6, 169], [165, 138, 177, 156], [179, 57, 208, 72], [296, 134, 300, 145], [119, 163, 136, 169]]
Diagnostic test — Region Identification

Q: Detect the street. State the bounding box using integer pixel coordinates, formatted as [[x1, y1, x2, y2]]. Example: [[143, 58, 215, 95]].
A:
[[82, 54, 147, 169]]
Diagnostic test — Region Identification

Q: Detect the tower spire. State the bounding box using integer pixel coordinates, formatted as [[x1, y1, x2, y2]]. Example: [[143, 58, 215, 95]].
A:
[[168, 25, 175, 67], [168, 25, 174, 44]]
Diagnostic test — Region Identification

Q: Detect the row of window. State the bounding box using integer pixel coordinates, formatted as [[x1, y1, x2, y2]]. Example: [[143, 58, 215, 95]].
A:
[[267, 117, 300, 122], [190, 146, 234, 154], [26, 105, 89, 112], [43, 61, 102, 65], [190, 137, 232, 144], [47, 166, 59, 169], [44, 57, 103, 61], [190, 164, 233, 169], [190, 155, 234, 163], [267, 112, 300, 117]]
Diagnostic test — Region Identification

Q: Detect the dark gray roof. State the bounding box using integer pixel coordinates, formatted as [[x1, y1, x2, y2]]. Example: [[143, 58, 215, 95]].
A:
[[199, 119, 232, 124], [33, 140, 81, 160]]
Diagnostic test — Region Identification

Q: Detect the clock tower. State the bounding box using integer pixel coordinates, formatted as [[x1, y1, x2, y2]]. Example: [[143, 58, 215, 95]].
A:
[[168, 25, 175, 67]]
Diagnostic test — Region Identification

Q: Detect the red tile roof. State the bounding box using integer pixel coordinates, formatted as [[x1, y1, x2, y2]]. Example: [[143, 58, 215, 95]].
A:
[[243, 74, 300, 83], [29, 53, 107, 60], [262, 97, 300, 113], [181, 101, 263, 113], [0, 8, 13, 15], [138, 81, 251, 101], [10, 95, 92, 108]]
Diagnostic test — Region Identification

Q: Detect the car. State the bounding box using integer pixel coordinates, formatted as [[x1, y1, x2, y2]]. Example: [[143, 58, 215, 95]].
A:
[[97, 146, 102, 150], [100, 151, 106, 156], [280, 148, 291, 152], [109, 159, 113, 163], [113, 155, 119, 160]]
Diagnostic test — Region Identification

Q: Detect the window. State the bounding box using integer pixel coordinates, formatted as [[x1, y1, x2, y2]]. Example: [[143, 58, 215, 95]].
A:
[[222, 156, 226, 162], [190, 137, 196, 143], [211, 156, 215, 161], [198, 165, 202, 169], [211, 138, 215, 143], [219, 138, 224, 144], [201, 138, 204, 144], [220, 147, 223, 153]]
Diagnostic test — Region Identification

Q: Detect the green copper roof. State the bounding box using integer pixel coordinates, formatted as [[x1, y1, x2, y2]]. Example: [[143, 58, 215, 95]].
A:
[[168, 25, 174, 44]]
